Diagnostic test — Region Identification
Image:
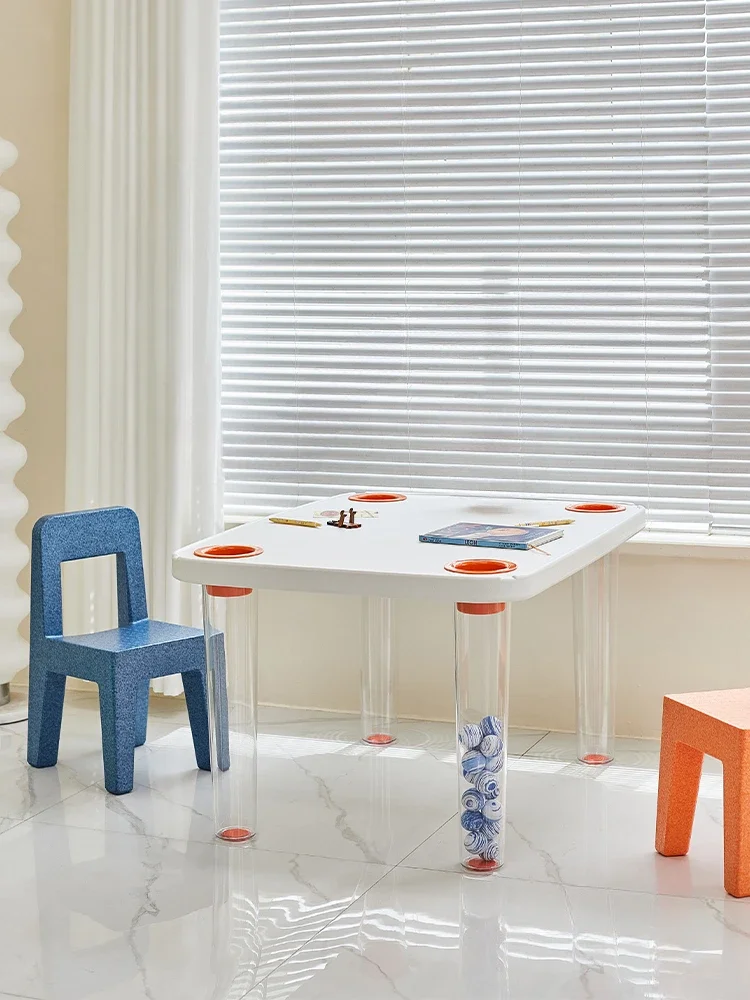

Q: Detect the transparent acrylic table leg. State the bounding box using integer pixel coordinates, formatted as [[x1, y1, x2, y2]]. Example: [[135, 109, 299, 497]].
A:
[[361, 596, 396, 745], [572, 552, 618, 765], [455, 601, 511, 872], [202, 585, 259, 843]]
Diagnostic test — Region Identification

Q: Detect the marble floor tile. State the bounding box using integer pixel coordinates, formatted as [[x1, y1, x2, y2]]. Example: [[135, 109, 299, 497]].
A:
[[3, 699, 748, 998], [248, 866, 750, 1000], [0, 728, 89, 834], [403, 755, 729, 899], [35, 729, 457, 865], [526, 731, 723, 775], [0, 821, 385, 1000], [4, 700, 188, 788], [253, 707, 547, 761]]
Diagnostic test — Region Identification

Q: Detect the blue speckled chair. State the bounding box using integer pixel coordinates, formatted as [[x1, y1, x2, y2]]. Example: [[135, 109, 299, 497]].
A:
[[27, 507, 211, 794]]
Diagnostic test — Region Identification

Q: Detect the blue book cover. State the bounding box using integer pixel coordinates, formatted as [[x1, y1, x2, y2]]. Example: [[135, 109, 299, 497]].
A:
[[419, 522, 564, 550]]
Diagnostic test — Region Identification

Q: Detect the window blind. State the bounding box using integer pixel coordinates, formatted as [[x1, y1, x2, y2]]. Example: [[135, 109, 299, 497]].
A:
[[220, 0, 750, 533]]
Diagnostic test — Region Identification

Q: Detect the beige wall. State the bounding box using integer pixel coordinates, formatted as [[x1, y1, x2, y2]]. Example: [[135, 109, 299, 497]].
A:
[[0, 0, 71, 619], [0, 1, 746, 735], [258, 548, 750, 739]]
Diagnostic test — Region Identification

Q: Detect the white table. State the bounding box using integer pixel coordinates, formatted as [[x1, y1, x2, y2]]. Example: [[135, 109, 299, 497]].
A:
[[173, 492, 645, 870]]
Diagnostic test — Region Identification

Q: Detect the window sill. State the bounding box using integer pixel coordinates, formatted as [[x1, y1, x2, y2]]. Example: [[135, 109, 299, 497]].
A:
[[624, 532, 750, 560]]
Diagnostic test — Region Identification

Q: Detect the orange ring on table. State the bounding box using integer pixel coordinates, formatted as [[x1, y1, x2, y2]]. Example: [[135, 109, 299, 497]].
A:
[[193, 545, 262, 598], [564, 502, 626, 514], [193, 544, 263, 559], [348, 492, 407, 502], [445, 558, 517, 575]]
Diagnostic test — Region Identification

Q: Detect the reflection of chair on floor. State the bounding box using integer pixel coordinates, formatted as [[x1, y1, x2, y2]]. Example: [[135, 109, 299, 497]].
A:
[[31, 795, 216, 999], [27, 507, 211, 794], [656, 689, 750, 897]]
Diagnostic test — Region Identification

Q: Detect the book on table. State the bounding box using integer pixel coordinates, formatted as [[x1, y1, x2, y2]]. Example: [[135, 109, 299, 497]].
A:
[[419, 522, 564, 550]]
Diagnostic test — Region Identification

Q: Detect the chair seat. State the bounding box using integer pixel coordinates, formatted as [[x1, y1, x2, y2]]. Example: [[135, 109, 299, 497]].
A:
[[666, 688, 750, 732], [55, 619, 204, 654]]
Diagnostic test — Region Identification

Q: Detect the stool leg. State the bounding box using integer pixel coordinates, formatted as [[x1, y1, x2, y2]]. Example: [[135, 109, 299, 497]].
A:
[[182, 668, 211, 771], [98, 677, 136, 795], [723, 760, 750, 897], [27, 661, 66, 768], [656, 731, 703, 857], [134, 681, 149, 748]]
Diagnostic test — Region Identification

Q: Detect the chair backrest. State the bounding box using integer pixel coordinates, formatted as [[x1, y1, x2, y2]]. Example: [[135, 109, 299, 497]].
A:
[[30, 507, 149, 640]]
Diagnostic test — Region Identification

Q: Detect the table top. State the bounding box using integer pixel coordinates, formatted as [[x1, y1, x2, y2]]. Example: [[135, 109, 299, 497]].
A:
[[172, 494, 645, 603]]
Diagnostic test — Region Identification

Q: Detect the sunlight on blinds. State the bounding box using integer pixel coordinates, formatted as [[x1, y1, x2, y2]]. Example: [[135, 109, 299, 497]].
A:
[[220, 0, 750, 534]]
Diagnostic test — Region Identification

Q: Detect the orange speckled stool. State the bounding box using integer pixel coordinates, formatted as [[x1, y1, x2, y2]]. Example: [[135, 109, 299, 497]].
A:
[[656, 689, 750, 897]]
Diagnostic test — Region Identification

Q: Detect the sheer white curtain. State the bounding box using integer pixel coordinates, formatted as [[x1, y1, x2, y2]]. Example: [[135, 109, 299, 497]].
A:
[[66, 0, 222, 693]]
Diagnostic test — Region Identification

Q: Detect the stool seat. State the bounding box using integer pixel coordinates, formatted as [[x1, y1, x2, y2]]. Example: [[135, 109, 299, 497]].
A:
[[664, 688, 750, 731], [656, 688, 750, 898]]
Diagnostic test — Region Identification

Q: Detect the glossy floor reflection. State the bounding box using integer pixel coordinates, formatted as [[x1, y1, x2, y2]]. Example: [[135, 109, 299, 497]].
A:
[[0, 690, 746, 999]]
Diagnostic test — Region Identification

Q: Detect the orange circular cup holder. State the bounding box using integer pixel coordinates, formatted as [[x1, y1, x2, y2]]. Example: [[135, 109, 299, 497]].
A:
[[217, 827, 253, 843], [463, 857, 500, 873], [348, 492, 407, 503], [565, 502, 626, 514], [194, 545, 261, 599], [194, 544, 263, 558], [445, 558, 517, 575], [580, 752, 613, 765], [363, 733, 396, 745], [457, 602, 506, 615]]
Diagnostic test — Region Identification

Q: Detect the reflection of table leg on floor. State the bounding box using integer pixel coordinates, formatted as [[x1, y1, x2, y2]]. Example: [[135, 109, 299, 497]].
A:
[[573, 552, 618, 765], [361, 596, 396, 746]]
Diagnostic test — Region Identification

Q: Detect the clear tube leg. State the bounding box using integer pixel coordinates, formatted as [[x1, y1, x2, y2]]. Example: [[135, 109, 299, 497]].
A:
[[455, 601, 511, 873], [202, 585, 258, 842], [572, 552, 618, 765], [361, 596, 396, 745]]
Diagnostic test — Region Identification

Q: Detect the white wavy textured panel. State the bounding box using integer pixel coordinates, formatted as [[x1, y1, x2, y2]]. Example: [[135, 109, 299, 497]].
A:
[[0, 138, 29, 685]]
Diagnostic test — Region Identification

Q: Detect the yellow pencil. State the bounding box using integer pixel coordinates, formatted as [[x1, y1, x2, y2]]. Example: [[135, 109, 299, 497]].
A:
[[269, 517, 321, 528], [518, 519, 575, 527]]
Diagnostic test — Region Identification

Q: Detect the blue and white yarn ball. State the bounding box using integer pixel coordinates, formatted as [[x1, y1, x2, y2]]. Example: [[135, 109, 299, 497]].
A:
[[464, 830, 489, 856], [475, 771, 501, 800], [461, 788, 485, 812], [479, 734, 502, 758], [481, 841, 500, 863], [483, 818, 502, 836], [480, 715, 503, 738], [459, 723, 483, 751], [482, 797, 503, 822], [461, 809, 485, 833], [483, 753, 503, 773], [461, 749, 486, 780]]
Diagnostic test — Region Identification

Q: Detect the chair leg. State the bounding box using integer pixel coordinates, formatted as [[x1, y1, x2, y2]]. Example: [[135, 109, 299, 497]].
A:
[[656, 731, 704, 858], [27, 660, 66, 769], [182, 669, 211, 771], [205, 630, 230, 772], [134, 681, 149, 748], [723, 760, 750, 897], [98, 678, 136, 794]]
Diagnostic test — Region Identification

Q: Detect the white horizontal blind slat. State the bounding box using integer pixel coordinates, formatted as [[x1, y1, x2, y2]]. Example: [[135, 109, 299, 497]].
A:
[[220, 0, 750, 532]]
